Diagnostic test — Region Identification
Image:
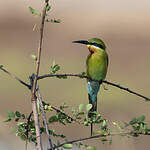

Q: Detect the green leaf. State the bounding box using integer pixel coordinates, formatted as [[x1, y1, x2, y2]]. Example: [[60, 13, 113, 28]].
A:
[[63, 144, 72, 149], [29, 7, 41, 16], [48, 105, 52, 111], [72, 107, 75, 113], [129, 117, 137, 125], [31, 54, 37, 61], [56, 75, 67, 79], [46, 19, 61, 23], [0, 65, 3, 68], [81, 72, 86, 76], [60, 104, 68, 110], [46, 5, 51, 12], [48, 116, 58, 123], [4, 118, 11, 122], [20, 134, 27, 141], [44, 105, 48, 110], [86, 104, 92, 112], [15, 111, 21, 118], [144, 128, 150, 133], [137, 115, 145, 123], [79, 104, 84, 112], [84, 120, 89, 126], [15, 118, 20, 122], [22, 114, 26, 119], [51, 61, 60, 73], [113, 122, 124, 130], [7, 110, 15, 118]]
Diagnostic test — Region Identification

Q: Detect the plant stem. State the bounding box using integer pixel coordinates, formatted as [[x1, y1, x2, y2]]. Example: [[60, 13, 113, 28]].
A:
[[31, 1, 49, 150]]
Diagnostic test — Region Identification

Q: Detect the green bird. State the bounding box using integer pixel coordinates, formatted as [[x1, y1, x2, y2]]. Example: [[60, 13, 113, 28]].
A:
[[73, 38, 108, 135]]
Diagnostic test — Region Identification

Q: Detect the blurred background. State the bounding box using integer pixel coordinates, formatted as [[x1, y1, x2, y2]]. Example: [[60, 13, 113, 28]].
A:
[[0, 0, 150, 149]]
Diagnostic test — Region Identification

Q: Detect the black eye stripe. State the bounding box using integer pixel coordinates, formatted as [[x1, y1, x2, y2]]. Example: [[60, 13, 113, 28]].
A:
[[89, 42, 105, 50]]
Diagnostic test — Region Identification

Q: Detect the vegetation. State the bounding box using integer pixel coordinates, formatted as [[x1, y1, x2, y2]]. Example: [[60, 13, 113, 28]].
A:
[[1, 0, 150, 150]]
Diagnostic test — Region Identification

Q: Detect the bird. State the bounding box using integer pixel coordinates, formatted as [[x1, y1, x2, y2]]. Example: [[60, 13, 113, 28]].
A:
[[73, 38, 108, 135]]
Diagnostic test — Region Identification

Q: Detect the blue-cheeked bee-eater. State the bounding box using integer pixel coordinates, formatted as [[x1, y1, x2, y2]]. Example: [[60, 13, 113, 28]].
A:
[[73, 38, 109, 135]]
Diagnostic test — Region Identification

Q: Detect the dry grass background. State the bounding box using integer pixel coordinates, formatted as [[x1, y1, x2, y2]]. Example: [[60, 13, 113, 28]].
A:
[[0, 0, 150, 149]]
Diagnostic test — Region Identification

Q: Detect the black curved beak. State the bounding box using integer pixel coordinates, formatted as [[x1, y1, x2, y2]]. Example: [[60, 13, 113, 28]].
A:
[[72, 40, 89, 45]]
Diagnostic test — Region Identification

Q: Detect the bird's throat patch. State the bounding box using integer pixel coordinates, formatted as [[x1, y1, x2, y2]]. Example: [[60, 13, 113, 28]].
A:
[[87, 45, 101, 53]]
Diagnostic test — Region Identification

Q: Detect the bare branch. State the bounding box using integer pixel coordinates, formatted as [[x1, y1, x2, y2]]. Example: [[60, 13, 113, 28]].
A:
[[31, 1, 49, 150], [0, 66, 31, 89], [37, 90, 54, 150], [103, 80, 150, 101], [25, 111, 33, 150], [38, 73, 150, 101], [49, 131, 150, 150]]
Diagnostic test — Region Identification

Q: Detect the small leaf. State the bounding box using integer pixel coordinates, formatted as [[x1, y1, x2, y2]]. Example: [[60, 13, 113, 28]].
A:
[[56, 75, 67, 79], [63, 144, 72, 149], [46, 4, 51, 12], [44, 105, 48, 110], [29, 7, 41, 16], [48, 105, 52, 111], [81, 72, 86, 76], [86, 104, 92, 112], [20, 134, 27, 141], [22, 114, 26, 119], [113, 122, 124, 130], [48, 116, 58, 123], [15, 118, 20, 122], [72, 107, 75, 113], [129, 117, 137, 125], [7, 110, 15, 118], [79, 104, 84, 112], [137, 115, 145, 123], [4, 118, 11, 122], [144, 128, 150, 133], [84, 120, 89, 126], [0, 65, 3, 68], [31, 54, 37, 61], [60, 104, 68, 110], [15, 111, 21, 118], [51, 61, 60, 74], [46, 19, 61, 23]]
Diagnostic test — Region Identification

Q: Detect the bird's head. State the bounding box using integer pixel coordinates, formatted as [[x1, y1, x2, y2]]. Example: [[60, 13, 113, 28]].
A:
[[73, 38, 106, 53]]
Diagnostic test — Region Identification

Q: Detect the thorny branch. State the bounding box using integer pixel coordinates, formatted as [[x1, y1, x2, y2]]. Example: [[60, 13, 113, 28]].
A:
[[1, 67, 150, 101], [0, 66, 31, 89], [25, 111, 33, 150], [30, 0, 49, 150], [37, 90, 54, 150], [38, 73, 150, 101], [49, 131, 150, 150]]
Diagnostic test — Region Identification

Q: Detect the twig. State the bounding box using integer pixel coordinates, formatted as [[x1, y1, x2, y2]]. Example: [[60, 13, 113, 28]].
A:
[[38, 73, 150, 101], [38, 73, 86, 80], [0, 67, 80, 125], [31, 1, 49, 150], [49, 131, 150, 150], [25, 111, 33, 150], [51, 105, 81, 124], [103, 80, 150, 101], [0, 66, 31, 89], [37, 90, 54, 150]]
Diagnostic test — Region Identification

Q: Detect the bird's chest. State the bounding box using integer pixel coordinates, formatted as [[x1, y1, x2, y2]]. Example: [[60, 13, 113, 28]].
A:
[[87, 52, 107, 80]]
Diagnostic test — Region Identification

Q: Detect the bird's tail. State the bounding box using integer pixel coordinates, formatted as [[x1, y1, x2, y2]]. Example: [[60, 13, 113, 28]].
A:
[[88, 93, 97, 117], [87, 80, 101, 136]]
